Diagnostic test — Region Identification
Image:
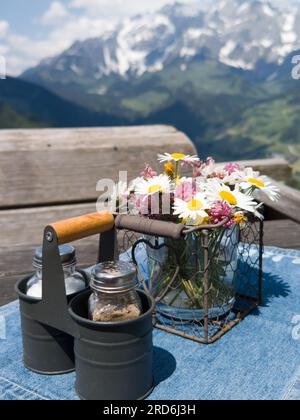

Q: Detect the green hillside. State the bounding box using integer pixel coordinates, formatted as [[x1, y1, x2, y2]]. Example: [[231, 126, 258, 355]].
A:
[[0, 104, 45, 129], [116, 61, 299, 162], [0, 77, 127, 129]]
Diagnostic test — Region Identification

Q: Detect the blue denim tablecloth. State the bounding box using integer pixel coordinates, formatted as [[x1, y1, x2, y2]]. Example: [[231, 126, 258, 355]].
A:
[[1, 246, 300, 400]]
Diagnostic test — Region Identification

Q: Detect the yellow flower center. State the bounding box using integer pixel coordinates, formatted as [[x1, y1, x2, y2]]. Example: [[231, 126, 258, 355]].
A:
[[164, 162, 175, 177], [187, 199, 203, 211], [171, 153, 186, 160], [219, 191, 238, 206], [234, 213, 247, 225], [248, 178, 265, 188], [148, 185, 164, 194]]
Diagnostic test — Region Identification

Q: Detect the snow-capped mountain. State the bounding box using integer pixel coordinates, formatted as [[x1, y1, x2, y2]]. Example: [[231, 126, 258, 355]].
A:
[[22, 0, 300, 85]]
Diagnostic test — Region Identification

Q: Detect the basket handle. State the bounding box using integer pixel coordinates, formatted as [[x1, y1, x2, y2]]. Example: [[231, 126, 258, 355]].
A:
[[47, 212, 115, 245], [115, 215, 185, 240]]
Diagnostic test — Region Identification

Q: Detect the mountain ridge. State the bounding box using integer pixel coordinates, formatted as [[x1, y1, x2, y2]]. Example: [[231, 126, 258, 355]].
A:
[[22, 0, 300, 89]]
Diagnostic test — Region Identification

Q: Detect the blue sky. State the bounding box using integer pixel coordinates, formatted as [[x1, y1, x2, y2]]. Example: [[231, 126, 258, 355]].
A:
[[0, 1, 54, 37], [0, 0, 294, 75]]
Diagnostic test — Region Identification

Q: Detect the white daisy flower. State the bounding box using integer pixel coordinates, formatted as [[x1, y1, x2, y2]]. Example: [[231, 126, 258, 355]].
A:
[[134, 175, 172, 196], [239, 168, 280, 202], [194, 175, 208, 187], [206, 181, 259, 215], [158, 152, 200, 164], [173, 193, 209, 225], [222, 170, 244, 186]]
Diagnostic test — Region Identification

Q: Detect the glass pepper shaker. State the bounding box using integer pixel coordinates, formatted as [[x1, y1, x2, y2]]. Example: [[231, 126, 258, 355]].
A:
[[26, 245, 87, 299], [88, 261, 142, 323]]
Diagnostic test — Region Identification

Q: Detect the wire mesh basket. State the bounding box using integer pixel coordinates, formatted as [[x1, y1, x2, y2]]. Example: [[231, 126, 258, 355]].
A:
[[115, 213, 263, 344]]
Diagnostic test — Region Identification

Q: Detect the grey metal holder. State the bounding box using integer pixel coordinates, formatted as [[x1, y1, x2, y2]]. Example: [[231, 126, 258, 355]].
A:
[[69, 290, 155, 401], [16, 212, 155, 400], [16, 273, 88, 375]]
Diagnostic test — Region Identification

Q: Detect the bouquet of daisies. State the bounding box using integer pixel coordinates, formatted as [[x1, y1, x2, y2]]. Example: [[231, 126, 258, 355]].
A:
[[113, 152, 279, 226], [112, 153, 279, 313]]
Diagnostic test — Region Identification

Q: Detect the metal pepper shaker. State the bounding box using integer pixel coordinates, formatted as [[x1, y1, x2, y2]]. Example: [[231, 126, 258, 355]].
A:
[[88, 261, 142, 323]]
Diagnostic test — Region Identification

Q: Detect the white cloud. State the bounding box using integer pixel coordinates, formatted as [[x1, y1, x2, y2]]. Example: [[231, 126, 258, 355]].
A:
[[4, 15, 113, 76], [70, 0, 198, 19], [41, 1, 69, 25], [0, 45, 8, 55], [0, 20, 9, 38]]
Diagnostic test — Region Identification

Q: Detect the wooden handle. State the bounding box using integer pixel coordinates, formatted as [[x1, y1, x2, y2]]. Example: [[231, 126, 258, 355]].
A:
[[49, 212, 115, 245], [115, 215, 185, 240]]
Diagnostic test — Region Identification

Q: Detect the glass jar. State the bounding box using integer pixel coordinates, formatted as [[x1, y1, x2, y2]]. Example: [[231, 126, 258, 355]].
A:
[[143, 225, 240, 321], [26, 245, 87, 299], [88, 261, 142, 323]]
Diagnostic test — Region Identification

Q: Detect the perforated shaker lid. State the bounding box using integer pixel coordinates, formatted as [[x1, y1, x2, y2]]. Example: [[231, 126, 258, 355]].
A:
[[90, 261, 138, 293], [33, 244, 76, 269]]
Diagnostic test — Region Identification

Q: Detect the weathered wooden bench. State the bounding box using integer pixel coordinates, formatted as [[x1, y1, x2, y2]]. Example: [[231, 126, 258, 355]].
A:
[[0, 126, 196, 306], [1, 125, 300, 307]]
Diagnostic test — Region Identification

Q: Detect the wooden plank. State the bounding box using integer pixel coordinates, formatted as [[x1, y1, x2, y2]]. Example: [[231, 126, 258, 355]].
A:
[[264, 219, 300, 250], [0, 125, 178, 151], [261, 183, 300, 224], [0, 125, 196, 208], [0, 203, 97, 247]]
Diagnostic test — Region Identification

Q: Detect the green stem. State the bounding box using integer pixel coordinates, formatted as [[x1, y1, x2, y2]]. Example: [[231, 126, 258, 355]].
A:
[[175, 161, 180, 179]]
